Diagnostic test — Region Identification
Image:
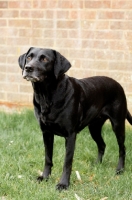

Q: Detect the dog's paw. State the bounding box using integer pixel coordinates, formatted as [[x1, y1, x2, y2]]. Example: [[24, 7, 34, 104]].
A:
[[56, 183, 68, 191], [37, 175, 44, 183], [37, 175, 48, 182], [116, 168, 124, 175]]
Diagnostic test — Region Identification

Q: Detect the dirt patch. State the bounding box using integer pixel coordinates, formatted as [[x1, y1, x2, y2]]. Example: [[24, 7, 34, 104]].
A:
[[0, 102, 33, 113]]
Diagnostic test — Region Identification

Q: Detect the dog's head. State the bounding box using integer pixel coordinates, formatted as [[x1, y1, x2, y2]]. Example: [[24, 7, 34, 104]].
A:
[[18, 47, 71, 82]]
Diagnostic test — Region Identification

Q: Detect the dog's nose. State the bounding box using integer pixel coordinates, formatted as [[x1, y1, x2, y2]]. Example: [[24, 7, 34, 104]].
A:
[[25, 65, 33, 72]]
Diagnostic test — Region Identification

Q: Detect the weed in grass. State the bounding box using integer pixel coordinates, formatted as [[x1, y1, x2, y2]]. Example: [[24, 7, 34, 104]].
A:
[[0, 110, 132, 200]]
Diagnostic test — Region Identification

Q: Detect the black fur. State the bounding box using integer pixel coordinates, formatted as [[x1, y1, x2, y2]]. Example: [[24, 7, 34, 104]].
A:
[[18, 47, 132, 191]]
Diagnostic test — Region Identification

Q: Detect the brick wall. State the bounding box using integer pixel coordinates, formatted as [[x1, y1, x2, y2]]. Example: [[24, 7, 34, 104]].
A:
[[0, 1, 132, 111]]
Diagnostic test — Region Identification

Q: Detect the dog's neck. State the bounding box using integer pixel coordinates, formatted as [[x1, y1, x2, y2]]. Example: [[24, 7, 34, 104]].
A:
[[32, 77, 55, 110], [31, 75, 65, 117], [32, 73, 65, 95], [31, 74, 67, 124], [32, 74, 64, 96]]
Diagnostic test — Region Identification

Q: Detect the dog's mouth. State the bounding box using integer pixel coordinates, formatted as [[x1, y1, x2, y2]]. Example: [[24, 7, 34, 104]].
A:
[[23, 75, 40, 82]]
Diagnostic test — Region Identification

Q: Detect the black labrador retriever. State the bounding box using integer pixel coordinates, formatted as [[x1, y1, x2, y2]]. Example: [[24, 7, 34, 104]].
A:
[[18, 47, 132, 190]]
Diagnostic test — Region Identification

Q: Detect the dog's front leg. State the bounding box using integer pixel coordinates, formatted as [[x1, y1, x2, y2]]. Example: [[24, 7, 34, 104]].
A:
[[56, 133, 76, 191], [37, 132, 54, 182]]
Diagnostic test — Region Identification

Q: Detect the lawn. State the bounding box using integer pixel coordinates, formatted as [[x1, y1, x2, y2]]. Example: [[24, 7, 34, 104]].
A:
[[0, 109, 132, 200]]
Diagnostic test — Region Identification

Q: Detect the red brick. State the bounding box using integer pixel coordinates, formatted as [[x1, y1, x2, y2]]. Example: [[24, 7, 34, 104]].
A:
[[0, 55, 6, 64], [0, 47, 7, 54], [33, 1, 57, 9], [0, 38, 6, 45], [7, 37, 30, 45], [20, 85, 32, 93], [108, 61, 132, 71], [122, 73, 132, 83], [0, 64, 7, 72], [57, 10, 69, 19], [95, 31, 123, 40], [84, 1, 111, 9], [112, 1, 132, 9], [70, 68, 96, 79], [82, 60, 108, 70], [69, 49, 95, 60], [44, 29, 68, 38], [124, 52, 132, 60], [32, 20, 53, 29], [68, 30, 95, 39], [0, 1, 8, 8], [70, 59, 81, 69], [0, 72, 7, 81], [82, 30, 95, 39], [0, 10, 19, 18], [82, 40, 109, 49], [30, 38, 54, 47], [125, 31, 132, 40], [59, 1, 83, 9], [57, 21, 78, 29], [33, 1, 83, 9], [7, 63, 21, 74], [19, 29, 43, 38], [0, 83, 18, 92], [126, 84, 132, 93], [9, 1, 31, 9], [95, 50, 124, 61], [70, 10, 96, 20], [110, 21, 132, 30], [0, 92, 6, 100], [0, 28, 7, 37], [125, 12, 132, 20], [9, 19, 31, 27], [20, 10, 44, 18], [54, 49, 69, 58], [55, 39, 83, 49], [7, 93, 31, 103], [95, 21, 110, 29], [126, 42, 132, 50], [45, 10, 54, 19], [6, 28, 19, 37], [81, 21, 109, 30], [6, 64, 19, 73], [106, 71, 129, 83], [7, 73, 23, 83], [0, 27, 19, 38], [0, 19, 7, 26], [99, 11, 125, 19], [0, 0, 132, 110], [109, 41, 131, 51], [7, 55, 19, 64]]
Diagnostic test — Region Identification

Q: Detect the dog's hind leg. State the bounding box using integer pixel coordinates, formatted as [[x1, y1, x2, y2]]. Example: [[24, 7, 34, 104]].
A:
[[110, 119, 126, 174], [88, 119, 106, 163]]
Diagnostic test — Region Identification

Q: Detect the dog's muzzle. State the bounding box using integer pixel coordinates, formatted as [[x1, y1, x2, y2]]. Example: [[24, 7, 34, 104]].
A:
[[23, 65, 40, 82], [23, 75, 40, 82]]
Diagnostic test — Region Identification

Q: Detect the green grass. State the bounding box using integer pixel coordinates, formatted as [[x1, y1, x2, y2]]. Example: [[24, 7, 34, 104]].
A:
[[0, 109, 132, 200]]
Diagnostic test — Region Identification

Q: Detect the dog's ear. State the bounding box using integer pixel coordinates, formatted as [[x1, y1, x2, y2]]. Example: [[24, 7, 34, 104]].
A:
[[53, 51, 71, 79], [18, 53, 26, 70], [18, 47, 34, 70]]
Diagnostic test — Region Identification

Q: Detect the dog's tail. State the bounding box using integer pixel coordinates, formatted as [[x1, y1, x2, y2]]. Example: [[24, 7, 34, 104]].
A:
[[127, 110, 132, 125]]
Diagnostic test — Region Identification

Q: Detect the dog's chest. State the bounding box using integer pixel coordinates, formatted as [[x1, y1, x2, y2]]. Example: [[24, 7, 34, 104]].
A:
[[39, 105, 68, 136], [35, 93, 63, 124]]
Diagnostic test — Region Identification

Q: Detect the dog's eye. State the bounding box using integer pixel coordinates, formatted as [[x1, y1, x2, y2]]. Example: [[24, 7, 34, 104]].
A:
[[27, 56, 32, 61], [41, 57, 48, 62]]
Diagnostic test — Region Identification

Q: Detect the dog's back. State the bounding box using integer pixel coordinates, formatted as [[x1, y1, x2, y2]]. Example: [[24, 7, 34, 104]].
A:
[[67, 76, 127, 128]]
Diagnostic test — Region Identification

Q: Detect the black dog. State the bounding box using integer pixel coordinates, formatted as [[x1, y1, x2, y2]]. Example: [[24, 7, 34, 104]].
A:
[[18, 47, 132, 190]]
